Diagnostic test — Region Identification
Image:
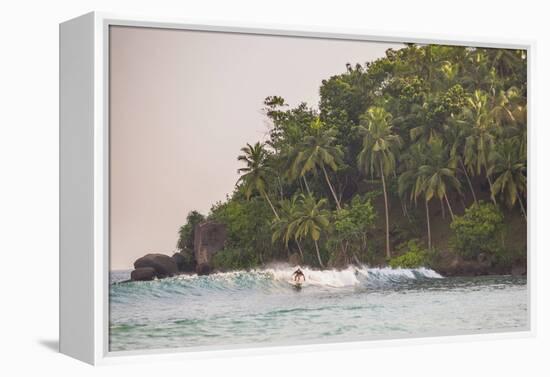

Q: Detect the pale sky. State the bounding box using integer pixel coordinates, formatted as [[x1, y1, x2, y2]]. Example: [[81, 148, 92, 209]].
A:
[[109, 25, 400, 270]]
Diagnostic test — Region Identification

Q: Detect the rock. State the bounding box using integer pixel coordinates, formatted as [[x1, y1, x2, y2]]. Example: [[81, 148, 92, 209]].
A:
[[131, 267, 156, 281], [172, 249, 195, 273], [194, 221, 227, 274], [435, 255, 491, 277], [511, 264, 527, 276], [288, 252, 302, 267], [196, 263, 211, 276], [134, 253, 178, 278]]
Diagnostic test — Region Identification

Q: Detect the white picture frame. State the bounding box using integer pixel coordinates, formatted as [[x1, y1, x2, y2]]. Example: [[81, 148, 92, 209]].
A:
[[59, 11, 535, 365]]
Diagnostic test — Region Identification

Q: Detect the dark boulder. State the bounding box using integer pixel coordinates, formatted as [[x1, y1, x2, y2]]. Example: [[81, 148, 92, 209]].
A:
[[131, 267, 156, 281], [194, 221, 227, 274], [511, 264, 527, 276], [134, 253, 178, 278], [436, 256, 492, 276], [172, 249, 196, 273], [196, 263, 211, 276]]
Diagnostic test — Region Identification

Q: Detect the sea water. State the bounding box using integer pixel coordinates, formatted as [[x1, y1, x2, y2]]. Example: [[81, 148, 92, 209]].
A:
[[109, 266, 528, 352]]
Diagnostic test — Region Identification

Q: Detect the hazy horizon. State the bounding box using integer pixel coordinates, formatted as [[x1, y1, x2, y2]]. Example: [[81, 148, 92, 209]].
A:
[[109, 26, 400, 270]]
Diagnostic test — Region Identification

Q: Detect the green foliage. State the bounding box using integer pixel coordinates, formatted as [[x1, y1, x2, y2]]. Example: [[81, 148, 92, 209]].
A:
[[289, 194, 331, 267], [209, 196, 278, 266], [389, 239, 430, 268], [330, 195, 377, 263], [450, 202, 505, 259], [187, 44, 527, 271], [177, 210, 205, 250], [333, 195, 376, 238], [211, 247, 260, 271]]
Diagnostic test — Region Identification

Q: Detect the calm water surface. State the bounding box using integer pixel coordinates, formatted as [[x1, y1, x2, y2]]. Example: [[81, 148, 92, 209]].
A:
[[109, 266, 527, 352]]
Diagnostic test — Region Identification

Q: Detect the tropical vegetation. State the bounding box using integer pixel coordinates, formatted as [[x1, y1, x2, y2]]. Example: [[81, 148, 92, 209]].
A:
[[177, 44, 527, 271]]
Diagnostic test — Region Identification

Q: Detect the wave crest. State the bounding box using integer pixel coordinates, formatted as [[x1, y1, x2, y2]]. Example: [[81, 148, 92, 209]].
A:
[[111, 265, 443, 298]]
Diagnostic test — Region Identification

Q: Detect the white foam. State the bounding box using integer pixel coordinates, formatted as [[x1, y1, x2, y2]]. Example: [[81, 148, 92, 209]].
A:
[[171, 264, 443, 288], [265, 265, 361, 288]]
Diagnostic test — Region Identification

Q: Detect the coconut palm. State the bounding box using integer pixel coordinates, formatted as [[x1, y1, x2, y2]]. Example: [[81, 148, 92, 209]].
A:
[[419, 137, 462, 220], [289, 118, 344, 210], [486, 49, 524, 79], [271, 196, 304, 259], [492, 87, 527, 159], [237, 142, 280, 219], [289, 194, 330, 268], [463, 90, 496, 175], [357, 107, 402, 258], [488, 141, 527, 218], [462, 90, 499, 205], [444, 115, 478, 205], [398, 143, 434, 250]]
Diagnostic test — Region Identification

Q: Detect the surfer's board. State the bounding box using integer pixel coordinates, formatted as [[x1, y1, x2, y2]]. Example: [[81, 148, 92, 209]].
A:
[[290, 280, 304, 290]]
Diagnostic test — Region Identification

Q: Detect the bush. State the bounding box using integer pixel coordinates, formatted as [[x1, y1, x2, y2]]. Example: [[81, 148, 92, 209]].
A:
[[211, 248, 260, 271], [389, 239, 430, 268], [450, 202, 504, 260], [177, 210, 205, 250]]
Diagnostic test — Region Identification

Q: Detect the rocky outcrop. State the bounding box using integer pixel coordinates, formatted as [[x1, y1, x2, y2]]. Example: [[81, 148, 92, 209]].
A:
[[131, 267, 156, 281], [436, 258, 491, 276], [511, 263, 527, 276], [127, 222, 227, 281], [193, 221, 227, 274], [432, 250, 527, 277], [133, 253, 178, 278], [172, 249, 195, 273], [196, 263, 212, 276]]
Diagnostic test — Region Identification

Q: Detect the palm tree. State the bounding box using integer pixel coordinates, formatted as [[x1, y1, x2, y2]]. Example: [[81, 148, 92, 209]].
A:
[[444, 115, 478, 205], [419, 137, 462, 220], [289, 118, 344, 210], [357, 107, 402, 258], [492, 87, 527, 159], [486, 49, 524, 79], [398, 143, 433, 250], [398, 139, 461, 249], [488, 141, 527, 218], [462, 90, 499, 205], [289, 194, 330, 268], [237, 142, 280, 219], [271, 196, 304, 259]]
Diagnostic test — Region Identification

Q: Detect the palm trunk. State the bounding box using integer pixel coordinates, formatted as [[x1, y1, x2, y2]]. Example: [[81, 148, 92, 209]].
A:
[[321, 164, 342, 210], [379, 161, 391, 259], [425, 199, 432, 251], [399, 196, 407, 217], [444, 193, 455, 220], [276, 176, 284, 201], [296, 239, 304, 260], [352, 252, 362, 266], [314, 240, 324, 268], [303, 175, 312, 195], [486, 175, 498, 206], [339, 240, 348, 261], [263, 193, 280, 220], [460, 158, 478, 205], [517, 192, 527, 219]]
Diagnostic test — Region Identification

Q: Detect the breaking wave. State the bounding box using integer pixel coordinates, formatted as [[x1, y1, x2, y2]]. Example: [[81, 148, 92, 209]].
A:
[[110, 265, 443, 300]]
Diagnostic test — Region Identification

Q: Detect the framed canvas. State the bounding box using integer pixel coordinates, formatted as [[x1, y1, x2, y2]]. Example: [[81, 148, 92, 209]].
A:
[[59, 12, 534, 365]]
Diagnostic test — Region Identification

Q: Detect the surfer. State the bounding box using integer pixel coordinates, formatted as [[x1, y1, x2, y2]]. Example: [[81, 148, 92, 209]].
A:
[[292, 268, 305, 283]]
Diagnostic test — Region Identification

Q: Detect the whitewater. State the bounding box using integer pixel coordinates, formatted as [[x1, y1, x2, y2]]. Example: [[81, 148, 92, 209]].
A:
[[109, 265, 527, 352]]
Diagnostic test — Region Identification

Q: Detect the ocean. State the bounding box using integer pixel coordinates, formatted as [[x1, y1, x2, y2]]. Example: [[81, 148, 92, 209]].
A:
[[109, 266, 528, 352]]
